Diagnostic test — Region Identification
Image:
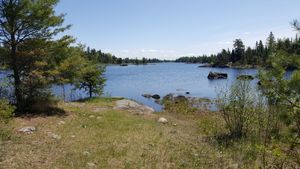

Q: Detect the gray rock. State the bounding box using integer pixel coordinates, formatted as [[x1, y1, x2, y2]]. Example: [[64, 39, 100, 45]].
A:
[[87, 162, 97, 168], [19, 126, 36, 134], [151, 94, 161, 100], [158, 117, 168, 124], [51, 133, 61, 140], [114, 99, 155, 115], [83, 151, 91, 156], [207, 71, 228, 80], [58, 121, 66, 125], [142, 94, 152, 99]]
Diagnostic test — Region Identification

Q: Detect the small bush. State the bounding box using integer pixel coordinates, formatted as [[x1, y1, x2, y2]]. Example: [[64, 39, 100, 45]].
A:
[[0, 99, 15, 124], [216, 80, 270, 139], [0, 99, 14, 142]]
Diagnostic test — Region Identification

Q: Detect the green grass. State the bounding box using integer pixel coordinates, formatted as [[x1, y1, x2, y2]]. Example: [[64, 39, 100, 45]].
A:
[[1, 98, 298, 168], [0, 98, 236, 169]]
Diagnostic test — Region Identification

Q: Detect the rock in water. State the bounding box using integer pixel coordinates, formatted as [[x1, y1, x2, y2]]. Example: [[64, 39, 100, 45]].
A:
[[19, 127, 36, 134], [151, 94, 161, 100], [207, 71, 228, 80], [142, 94, 152, 99], [158, 117, 168, 124], [237, 75, 254, 80]]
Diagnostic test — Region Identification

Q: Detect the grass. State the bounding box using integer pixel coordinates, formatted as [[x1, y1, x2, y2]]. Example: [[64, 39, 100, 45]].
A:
[[4, 97, 297, 168], [0, 98, 239, 169]]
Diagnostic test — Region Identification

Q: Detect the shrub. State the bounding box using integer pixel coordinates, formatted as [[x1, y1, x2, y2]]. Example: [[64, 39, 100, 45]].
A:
[[0, 99, 14, 142], [0, 99, 15, 124], [216, 80, 261, 138]]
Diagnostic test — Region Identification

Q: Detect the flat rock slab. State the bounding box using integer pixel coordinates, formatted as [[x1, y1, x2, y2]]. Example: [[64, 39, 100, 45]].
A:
[[114, 99, 155, 115]]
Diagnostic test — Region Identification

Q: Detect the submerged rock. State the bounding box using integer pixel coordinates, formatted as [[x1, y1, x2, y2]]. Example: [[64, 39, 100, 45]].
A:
[[142, 94, 152, 99], [237, 75, 254, 80], [207, 71, 228, 80]]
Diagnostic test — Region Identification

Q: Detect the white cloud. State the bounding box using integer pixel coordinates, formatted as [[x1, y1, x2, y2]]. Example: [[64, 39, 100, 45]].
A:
[[140, 49, 158, 53], [120, 50, 130, 53]]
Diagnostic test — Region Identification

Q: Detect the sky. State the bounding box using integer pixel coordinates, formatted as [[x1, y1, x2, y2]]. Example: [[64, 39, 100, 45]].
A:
[[55, 0, 300, 60]]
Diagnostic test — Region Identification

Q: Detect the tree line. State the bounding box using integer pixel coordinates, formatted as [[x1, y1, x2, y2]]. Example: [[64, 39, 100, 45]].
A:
[[176, 31, 300, 69], [85, 47, 163, 65]]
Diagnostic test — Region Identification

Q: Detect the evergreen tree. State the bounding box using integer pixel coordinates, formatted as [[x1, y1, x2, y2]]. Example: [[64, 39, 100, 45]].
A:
[[0, 0, 70, 112], [75, 62, 106, 98], [233, 39, 245, 63]]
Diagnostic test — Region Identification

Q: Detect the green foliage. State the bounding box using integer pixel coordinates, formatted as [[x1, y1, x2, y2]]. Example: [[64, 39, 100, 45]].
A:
[[216, 79, 280, 143], [0, 0, 72, 113], [0, 99, 14, 124], [217, 80, 259, 138], [176, 31, 300, 69], [75, 62, 106, 98], [259, 50, 300, 137]]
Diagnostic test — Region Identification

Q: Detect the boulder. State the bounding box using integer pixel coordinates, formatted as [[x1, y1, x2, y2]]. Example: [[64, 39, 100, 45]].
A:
[[151, 94, 161, 100], [114, 99, 155, 115], [207, 71, 228, 80], [237, 75, 254, 80], [142, 94, 152, 99], [158, 117, 168, 124], [19, 126, 36, 134]]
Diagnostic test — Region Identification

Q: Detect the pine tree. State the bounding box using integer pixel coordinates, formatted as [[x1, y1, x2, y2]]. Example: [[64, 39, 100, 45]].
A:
[[0, 0, 70, 112]]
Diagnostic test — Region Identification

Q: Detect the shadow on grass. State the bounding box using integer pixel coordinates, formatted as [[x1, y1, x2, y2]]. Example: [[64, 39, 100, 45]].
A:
[[205, 132, 246, 148], [15, 106, 68, 118], [77, 96, 124, 103]]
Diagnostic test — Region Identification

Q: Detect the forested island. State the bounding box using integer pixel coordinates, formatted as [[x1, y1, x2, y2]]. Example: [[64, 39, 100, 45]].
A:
[[0, 0, 299, 168], [176, 31, 300, 70]]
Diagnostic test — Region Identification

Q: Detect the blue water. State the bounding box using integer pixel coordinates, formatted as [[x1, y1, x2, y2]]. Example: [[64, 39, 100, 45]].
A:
[[1, 63, 260, 111], [103, 63, 258, 111]]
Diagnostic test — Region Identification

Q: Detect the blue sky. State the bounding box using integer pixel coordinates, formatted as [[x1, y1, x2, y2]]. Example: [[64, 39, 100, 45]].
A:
[[56, 0, 300, 59]]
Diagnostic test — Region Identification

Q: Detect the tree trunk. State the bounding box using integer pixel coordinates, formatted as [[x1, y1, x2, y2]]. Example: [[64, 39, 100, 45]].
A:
[[89, 85, 92, 98], [11, 44, 23, 112]]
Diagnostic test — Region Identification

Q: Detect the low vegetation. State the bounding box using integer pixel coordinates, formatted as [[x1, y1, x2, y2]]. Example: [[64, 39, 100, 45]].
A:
[[0, 98, 235, 169]]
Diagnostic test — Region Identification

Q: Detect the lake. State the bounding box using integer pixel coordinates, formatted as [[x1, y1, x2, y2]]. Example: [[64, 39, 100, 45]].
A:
[[1, 63, 260, 111]]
